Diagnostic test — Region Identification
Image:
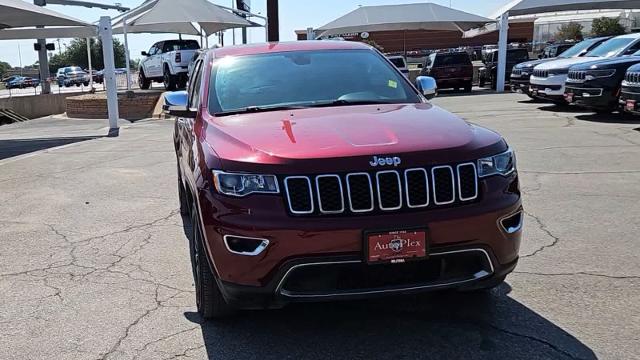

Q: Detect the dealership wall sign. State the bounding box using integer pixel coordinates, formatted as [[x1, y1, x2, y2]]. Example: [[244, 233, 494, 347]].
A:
[[361, 32, 370, 39]]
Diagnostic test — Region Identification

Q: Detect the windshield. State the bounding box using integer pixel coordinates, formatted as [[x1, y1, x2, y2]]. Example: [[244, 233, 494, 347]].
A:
[[559, 39, 600, 58], [209, 49, 420, 115], [507, 50, 529, 62], [163, 40, 200, 52], [65, 67, 83, 73], [586, 37, 633, 57]]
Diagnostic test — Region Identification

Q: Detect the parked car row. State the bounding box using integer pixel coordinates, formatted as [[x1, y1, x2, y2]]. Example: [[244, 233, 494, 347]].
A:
[[2, 75, 40, 89], [512, 32, 640, 114]]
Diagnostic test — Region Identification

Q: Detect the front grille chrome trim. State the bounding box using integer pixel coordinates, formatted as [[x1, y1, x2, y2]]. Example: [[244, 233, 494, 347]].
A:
[[284, 176, 314, 215], [345, 173, 375, 213], [276, 248, 495, 298], [315, 174, 345, 214], [376, 170, 403, 211], [431, 166, 455, 205], [404, 168, 429, 208], [456, 163, 479, 202]]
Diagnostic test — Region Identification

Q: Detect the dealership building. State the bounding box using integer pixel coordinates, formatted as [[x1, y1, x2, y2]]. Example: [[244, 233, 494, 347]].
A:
[[297, 8, 640, 53]]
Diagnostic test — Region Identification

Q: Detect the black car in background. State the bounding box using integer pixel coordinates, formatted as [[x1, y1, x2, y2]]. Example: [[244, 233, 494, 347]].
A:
[[420, 51, 473, 92], [511, 37, 611, 97], [564, 55, 640, 112], [479, 48, 529, 89], [538, 43, 574, 59], [619, 64, 640, 114]]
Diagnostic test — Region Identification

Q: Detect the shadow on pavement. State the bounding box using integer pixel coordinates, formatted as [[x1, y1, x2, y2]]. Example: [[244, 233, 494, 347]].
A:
[[436, 88, 498, 98], [574, 113, 640, 125], [179, 218, 596, 360], [0, 136, 104, 160]]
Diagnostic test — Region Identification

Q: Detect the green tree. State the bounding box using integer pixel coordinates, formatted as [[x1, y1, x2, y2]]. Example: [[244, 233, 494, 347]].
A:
[[48, 37, 126, 74], [591, 17, 627, 37], [556, 22, 584, 41], [0, 60, 11, 78]]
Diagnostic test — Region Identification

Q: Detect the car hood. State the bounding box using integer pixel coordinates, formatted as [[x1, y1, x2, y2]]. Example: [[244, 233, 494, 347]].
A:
[[202, 103, 506, 172], [515, 58, 559, 69], [569, 56, 640, 70], [534, 56, 607, 71]]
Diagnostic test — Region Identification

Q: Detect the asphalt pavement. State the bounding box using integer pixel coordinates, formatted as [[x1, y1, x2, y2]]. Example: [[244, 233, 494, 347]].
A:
[[0, 92, 638, 359]]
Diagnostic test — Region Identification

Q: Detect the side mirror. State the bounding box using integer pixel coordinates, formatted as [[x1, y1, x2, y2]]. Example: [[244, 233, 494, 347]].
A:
[[415, 76, 437, 100], [164, 91, 196, 117], [141, 51, 148, 56]]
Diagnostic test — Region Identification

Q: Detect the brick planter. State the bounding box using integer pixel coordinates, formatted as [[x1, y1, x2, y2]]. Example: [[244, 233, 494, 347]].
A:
[[66, 91, 162, 120]]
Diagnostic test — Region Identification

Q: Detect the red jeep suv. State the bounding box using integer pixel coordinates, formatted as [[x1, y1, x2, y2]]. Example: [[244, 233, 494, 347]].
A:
[[170, 41, 522, 318]]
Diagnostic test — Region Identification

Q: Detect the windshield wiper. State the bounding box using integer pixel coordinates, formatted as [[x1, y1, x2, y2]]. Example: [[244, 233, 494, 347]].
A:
[[307, 99, 397, 108], [215, 105, 308, 116]]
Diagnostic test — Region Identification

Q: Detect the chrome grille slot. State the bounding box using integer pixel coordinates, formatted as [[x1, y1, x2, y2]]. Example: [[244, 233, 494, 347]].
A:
[[376, 171, 402, 211], [568, 70, 586, 82], [404, 168, 429, 208], [457, 163, 478, 201], [316, 175, 344, 214], [346, 173, 374, 213], [625, 71, 640, 84], [284, 177, 314, 214], [432, 166, 455, 205]]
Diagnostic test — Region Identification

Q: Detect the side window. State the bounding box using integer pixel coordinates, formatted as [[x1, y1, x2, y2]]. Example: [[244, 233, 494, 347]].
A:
[[155, 42, 164, 54], [427, 54, 436, 67], [626, 41, 640, 54], [188, 60, 204, 109]]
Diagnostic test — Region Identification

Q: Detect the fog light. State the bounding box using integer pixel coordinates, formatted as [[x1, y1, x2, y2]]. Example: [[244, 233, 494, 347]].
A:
[[500, 211, 523, 234], [224, 235, 269, 256]]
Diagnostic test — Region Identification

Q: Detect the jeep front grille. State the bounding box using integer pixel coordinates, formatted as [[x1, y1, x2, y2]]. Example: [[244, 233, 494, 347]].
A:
[[625, 71, 640, 85], [283, 163, 478, 216], [568, 70, 586, 82], [511, 68, 522, 76], [533, 69, 549, 78]]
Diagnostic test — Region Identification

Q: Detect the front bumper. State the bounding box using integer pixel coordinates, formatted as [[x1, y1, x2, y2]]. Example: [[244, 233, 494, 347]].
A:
[[565, 82, 617, 110], [620, 85, 640, 114], [197, 174, 522, 309], [530, 74, 567, 99], [510, 77, 531, 94]]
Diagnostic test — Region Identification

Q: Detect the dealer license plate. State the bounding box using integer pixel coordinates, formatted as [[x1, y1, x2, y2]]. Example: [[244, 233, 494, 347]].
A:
[[626, 100, 636, 112], [366, 230, 427, 264]]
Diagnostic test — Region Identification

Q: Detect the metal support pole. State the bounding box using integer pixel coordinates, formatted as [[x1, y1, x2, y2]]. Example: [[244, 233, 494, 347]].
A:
[[496, 11, 509, 92], [99, 16, 119, 131], [123, 17, 131, 91], [267, 0, 279, 41], [34, 1, 51, 94], [306, 27, 314, 40], [86, 37, 94, 90]]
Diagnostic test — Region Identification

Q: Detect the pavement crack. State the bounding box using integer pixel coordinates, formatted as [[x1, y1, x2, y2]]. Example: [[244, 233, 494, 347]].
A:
[[521, 210, 560, 259], [515, 270, 640, 280]]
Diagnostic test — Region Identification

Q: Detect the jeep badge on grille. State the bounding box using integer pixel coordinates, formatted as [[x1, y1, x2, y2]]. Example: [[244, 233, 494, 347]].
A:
[[370, 156, 402, 167]]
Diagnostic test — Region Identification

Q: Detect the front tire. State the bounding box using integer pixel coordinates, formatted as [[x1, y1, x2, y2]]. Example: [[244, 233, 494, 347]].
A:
[[138, 70, 151, 90], [464, 81, 472, 93], [177, 164, 189, 216], [190, 204, 233, 319], [164, 66, 178, 91]]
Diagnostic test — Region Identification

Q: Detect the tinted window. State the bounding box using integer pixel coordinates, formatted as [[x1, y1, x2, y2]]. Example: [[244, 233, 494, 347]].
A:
[[209, 50, 420, 114], [508, 50, 529, 62], [163, 40, 200, 52], [388, 58, 406, 68], [586, 37, 635, 57], [434, 53, 471, 66]]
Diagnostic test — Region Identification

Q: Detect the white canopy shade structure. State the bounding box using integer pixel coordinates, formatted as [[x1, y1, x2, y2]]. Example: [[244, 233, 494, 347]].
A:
[[0, 0, 89, 28], [316, 3, 495, 38], [492, 0, 640, 92]]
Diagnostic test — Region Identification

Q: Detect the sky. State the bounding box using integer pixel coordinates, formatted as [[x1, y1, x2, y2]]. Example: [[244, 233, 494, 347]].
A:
[[0, 0, 512, 67]]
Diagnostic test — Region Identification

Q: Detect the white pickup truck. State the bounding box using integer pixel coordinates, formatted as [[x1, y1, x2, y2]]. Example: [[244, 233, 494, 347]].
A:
[[138, 39, 200, 91]]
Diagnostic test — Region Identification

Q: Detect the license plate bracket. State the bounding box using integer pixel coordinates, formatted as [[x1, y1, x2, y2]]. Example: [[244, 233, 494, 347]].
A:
[[364, 228, 428, 265]]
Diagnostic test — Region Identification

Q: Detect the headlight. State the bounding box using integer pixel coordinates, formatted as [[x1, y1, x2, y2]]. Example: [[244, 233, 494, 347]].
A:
[[585, 69, 616, 80], [477, 148, 516, 178], [212, 171, 279, 197]]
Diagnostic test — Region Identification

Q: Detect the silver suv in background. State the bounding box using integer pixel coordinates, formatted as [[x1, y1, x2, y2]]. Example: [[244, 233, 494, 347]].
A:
[[138, 39, 200, 91], [56, 66, 90, 87]]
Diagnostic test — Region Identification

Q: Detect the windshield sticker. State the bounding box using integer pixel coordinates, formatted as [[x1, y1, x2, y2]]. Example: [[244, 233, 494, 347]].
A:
[[388, 80, 398, 89]]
